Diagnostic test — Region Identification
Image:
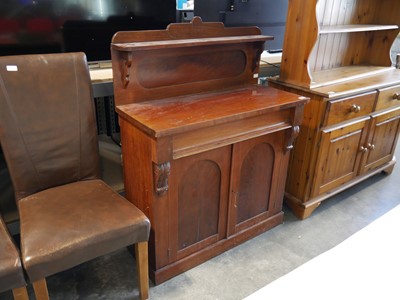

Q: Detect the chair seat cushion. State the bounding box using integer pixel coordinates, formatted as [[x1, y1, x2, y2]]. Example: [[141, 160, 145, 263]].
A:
[[0, 218, 26, 292], [19, 179, 150, 281]]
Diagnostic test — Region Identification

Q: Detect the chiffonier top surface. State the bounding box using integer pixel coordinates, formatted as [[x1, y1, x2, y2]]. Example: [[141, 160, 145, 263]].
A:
[[111, 35, 270, 52], [116, 84, 307, 138]]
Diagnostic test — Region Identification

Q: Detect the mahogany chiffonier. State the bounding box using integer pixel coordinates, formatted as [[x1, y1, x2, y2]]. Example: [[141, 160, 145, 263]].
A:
[[111, 17, 308, 283]]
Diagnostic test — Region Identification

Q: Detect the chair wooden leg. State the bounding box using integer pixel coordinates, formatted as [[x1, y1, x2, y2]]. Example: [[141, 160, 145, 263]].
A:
[[12, 286, 29, 300], [32, 278, 49, 300], [135, 241, 149, 300]]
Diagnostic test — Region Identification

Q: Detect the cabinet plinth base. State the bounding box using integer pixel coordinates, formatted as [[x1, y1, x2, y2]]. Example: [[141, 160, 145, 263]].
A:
[[383, 156, 396, 175], [285, 159, 397, 220], [284, 194, 320, 220], [150, 212, 284, 285]]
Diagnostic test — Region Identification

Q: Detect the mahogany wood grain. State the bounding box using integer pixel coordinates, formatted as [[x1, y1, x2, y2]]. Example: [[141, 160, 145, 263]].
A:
[[112, 17, 262, 43], [119, 119, 171, 270], [169, 146, 231, 262], [228, 131, 290, 235], [113, 18, 307, 282], [111, 17, 270, 106], [116, 85, 302, 138]]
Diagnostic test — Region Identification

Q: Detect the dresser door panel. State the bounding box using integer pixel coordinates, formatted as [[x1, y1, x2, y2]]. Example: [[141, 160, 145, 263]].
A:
[[361, 110, 400, 174], [312, 119, 369, 196]]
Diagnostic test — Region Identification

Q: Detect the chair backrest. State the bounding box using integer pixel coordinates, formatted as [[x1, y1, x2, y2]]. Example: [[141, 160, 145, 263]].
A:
[[0, 53, 100, 201]]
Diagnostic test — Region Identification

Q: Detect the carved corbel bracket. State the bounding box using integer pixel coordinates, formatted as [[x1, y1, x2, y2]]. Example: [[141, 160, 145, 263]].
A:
[[153, 162, 171, 195], [121, 52, 133, 88], [252, 42, 265, 73], [285, 125, 300, 153]]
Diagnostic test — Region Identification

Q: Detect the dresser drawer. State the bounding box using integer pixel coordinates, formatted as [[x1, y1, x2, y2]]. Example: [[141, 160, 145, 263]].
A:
[[324, 92, 376, 126], [376, 85, 400, 111]]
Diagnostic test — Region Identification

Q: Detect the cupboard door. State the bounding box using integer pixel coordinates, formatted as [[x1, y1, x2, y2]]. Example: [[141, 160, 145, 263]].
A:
[[360, 108, 400, 174], [312, 118, 369, 197], [168, 145, 231, 262], [228, 131, 287, 236]]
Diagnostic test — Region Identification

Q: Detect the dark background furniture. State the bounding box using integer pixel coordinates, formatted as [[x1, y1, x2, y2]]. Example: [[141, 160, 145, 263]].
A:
[[194, 0, 288, 52]]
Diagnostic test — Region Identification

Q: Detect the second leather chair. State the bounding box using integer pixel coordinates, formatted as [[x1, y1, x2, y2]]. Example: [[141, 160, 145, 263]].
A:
[[0, 216, 28, 300]]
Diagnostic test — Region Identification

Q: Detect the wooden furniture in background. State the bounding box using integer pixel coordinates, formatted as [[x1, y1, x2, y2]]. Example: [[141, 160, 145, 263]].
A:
[[111, 17, 308, 283], [269, 0, 400, 219]]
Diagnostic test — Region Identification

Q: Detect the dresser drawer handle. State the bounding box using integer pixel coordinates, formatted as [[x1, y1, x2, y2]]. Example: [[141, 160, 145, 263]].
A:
[[392, 93, 400, 100], [350, 104, 361, 113], [366, 143, 375, 150], [359, 146, 368, 153]]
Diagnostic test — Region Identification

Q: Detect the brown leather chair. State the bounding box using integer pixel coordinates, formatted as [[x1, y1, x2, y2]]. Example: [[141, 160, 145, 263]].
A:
[[0, 216, 29, 300], [0, 53, 150, 300]]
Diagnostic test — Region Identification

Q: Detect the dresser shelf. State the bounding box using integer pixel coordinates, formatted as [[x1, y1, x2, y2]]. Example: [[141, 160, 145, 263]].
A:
[[319, 24, 398, 34], [270, 0, 400, 219]]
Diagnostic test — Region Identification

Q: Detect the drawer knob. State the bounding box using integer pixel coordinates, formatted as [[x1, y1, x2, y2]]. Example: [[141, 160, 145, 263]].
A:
[[359, 146, 368, 153], [350, 104, 361, 113], [367, 143, 375, 150], [392, 93, 400, 100]]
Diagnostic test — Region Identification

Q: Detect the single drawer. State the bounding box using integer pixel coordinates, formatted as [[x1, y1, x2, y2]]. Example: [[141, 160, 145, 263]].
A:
[[324, 92, 376, 126], [376, 85, 400, 111]]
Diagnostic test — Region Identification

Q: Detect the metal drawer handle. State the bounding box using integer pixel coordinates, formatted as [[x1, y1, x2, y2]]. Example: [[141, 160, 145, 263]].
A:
[[350, 104, 361, 113], [392, 93, 400, 100]]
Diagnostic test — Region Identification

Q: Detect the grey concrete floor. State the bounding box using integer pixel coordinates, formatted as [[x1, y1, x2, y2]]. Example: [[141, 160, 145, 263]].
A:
[[2, 143, 400, 300]]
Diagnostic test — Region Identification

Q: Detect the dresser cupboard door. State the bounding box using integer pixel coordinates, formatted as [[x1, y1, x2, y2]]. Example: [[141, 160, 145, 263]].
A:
[[360, 108, 400, 174], [227, 131, 287, 236], [311, 119, 369, 197], [167, 145, 231, 262]]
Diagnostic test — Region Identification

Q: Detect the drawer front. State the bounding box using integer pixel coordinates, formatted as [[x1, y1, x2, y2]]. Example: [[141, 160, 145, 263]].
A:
[[324, 92, 376, 126], [376, 85, 400, 111]]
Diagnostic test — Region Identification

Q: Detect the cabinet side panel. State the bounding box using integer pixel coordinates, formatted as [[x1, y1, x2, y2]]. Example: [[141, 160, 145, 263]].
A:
[[268, 83, 324, 203], [286, 98, 323, 201], [119, 118, 170, 269], [119, 118, 153, 217], [279, 0, 318, 87]]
